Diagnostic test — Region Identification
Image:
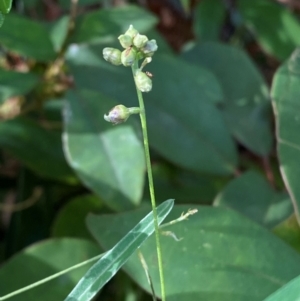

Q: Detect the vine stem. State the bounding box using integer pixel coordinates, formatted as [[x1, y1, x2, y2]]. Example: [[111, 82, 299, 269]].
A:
[[131, 62, 166, 301]]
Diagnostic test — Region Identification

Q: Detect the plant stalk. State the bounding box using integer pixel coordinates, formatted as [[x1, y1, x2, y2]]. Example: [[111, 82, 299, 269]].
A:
[[131, 62, 166, 301]]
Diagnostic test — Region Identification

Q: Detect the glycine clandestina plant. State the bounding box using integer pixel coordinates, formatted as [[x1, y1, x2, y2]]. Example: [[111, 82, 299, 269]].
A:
[[102, 25, 168, 301]]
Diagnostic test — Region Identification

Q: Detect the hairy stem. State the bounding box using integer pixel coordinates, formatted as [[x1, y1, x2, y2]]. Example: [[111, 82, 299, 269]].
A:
[[131, 62, 166, 301]]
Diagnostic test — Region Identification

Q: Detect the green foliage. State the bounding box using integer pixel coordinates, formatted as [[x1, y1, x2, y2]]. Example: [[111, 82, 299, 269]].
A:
[[65, 199, 174, 301], [0, 0, 12, 28], [182, 42, 272, 156], [0, 118, 74, 181], [214, 170, 292, 228], [238, 0, 300, 61], [0, 239, 101, 301], [262, 274, 300, 301], [68, 50, 237, 174], [1, 1, 300, 301], [193, 0, 226, 42], [63, 89, 145, 210], [0, 0, 12, 14], [271, 47, 300, 222], [0, 14, 56, 61], [0, 70, 38, 104], [89, 205, 300, 301], [52, 194, 103, 239]]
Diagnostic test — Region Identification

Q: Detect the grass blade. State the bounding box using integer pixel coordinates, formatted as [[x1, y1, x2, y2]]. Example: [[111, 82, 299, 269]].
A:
[[64, 199, 174, 301]]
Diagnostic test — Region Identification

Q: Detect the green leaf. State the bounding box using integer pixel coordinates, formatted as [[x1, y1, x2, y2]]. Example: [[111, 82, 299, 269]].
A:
[[0, 238, 100, 301], [23, 0, 39, 9], [52, 194, 103, 239], [0, 70, 39, 104], [67, 47, 238, 175], [182, 42, 273, 156], [271, 47, 300, 223], [0, 14, 56, 61], [48, 15, 69, 52], [42, 98, 64, 123], [0, 0, 12, 14], [194, 0, 226, 41], [59, 0, 104, 10], [65, 199, 174, 301], [238, 0, 300, 61], [72, 5, 157, 44], [263, 274, 300, 301], [0, 11, 4, 27], [89, 204, 300, 301], [147, 29, 174, 55], [143, 55, 237, 175], [0, 117, 74, 181], [179, 0, 191, 14], [63, 89, 145, 210], [152, 163, 227, 204], [273, 214, 300, 253], [214, 170, 293, 228]]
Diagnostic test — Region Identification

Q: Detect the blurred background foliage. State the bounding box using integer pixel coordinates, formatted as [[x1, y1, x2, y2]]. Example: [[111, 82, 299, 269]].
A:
[[1, 0, 300, 300]]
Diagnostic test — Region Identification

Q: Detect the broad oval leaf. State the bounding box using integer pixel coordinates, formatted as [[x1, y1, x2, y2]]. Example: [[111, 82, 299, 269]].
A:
[[49, 15, 69, 52], [182, 42, 273, 156], [238, 0, 300, 61], [0, 14, 56, 61], [194, 0, 226, 42], [52, 194, 103, 240], [89, 205, 300, 301], [0, 117, 74, 181], [0, 69, 39, 104], [0, 238, 100, 301], [271, 47, 300, 223], [214, 170, 293, 228], [65, 199, 174, 301], [63, 89, 145, 211]]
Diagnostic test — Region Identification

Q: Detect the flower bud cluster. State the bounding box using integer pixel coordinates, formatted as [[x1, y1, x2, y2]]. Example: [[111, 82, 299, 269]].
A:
[[103, 25, 157, 93]]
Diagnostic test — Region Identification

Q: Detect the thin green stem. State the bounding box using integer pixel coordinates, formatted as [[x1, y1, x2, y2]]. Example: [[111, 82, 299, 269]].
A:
[[0, 252, 105, 300], [131, 62, 166, 301]]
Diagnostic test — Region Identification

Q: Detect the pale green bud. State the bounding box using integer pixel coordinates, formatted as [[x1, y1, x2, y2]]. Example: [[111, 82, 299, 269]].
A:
[[141, 39, 158, 57], [124, 24, 138, 39], [103, 47, 122, 65], [134, 70, 152, 92], [133, 33, 148, 48], [121, 47, 137, 67], [118, 34, 133, 48], [104, 105, 140, 125]]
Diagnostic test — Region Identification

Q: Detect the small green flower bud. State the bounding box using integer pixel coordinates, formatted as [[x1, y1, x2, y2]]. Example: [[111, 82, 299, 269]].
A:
[[141, 39, 158, 56], [104, 105, 130, 124], [104, 105, 140, 125], [133, 33, 148, 48], [118, 34, 133, 48], [103, 47, 122, 65], [121, 47, 137, 67], [134, 70, 152, 92], [124, 24, 138, 39]]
